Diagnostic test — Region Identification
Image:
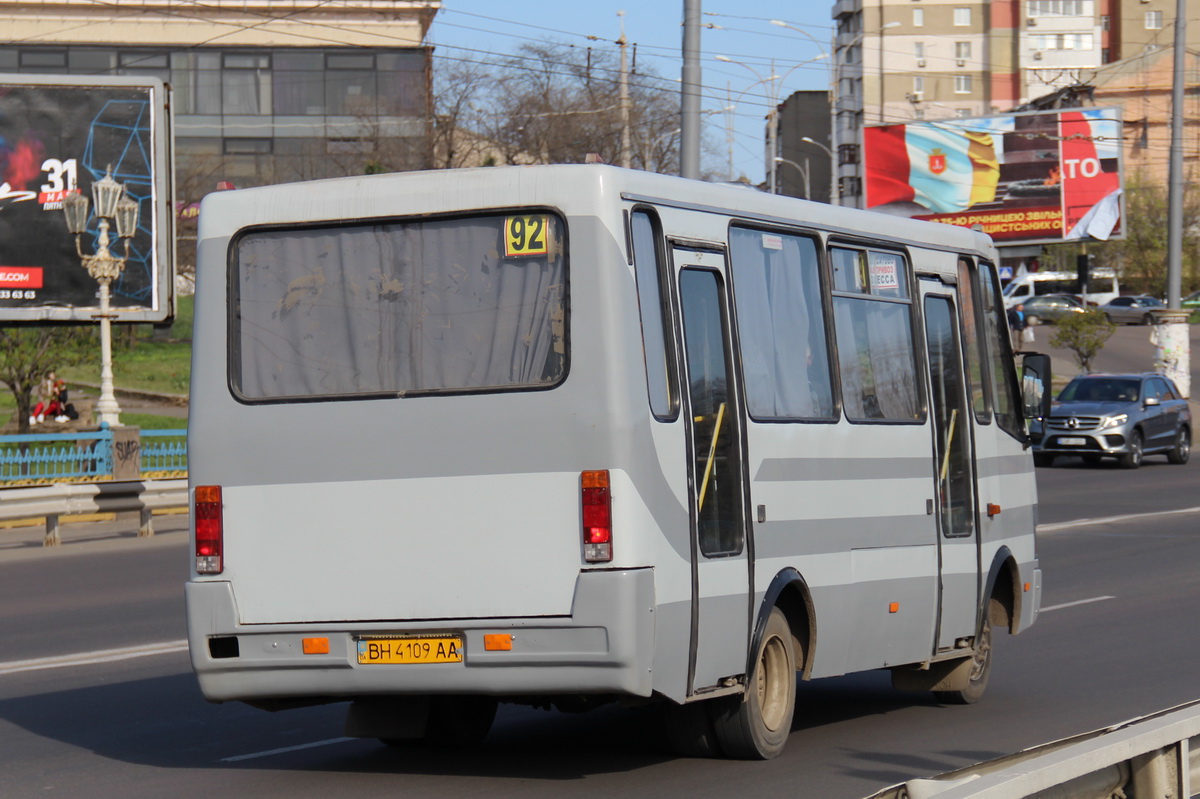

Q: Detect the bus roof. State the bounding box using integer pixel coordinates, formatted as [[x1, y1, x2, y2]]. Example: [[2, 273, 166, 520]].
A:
[[198, 164, 999, 261]]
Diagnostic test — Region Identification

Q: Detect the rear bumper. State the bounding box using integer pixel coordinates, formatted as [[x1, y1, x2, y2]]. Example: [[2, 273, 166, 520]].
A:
[[186, 568, 655, 703]]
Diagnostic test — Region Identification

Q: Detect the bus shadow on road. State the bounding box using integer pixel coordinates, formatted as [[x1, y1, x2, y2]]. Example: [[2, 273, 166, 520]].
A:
[[0, 666, 1009, 782]]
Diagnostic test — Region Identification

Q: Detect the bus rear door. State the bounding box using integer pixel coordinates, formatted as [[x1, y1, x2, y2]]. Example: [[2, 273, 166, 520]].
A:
[[673, 244, 753, 694], [920, 280, 982, 650]]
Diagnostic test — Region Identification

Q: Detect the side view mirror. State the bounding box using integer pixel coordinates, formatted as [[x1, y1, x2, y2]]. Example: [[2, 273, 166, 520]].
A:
[[1144, 396, 1161, 407], [1020, 353, 1052, 425]]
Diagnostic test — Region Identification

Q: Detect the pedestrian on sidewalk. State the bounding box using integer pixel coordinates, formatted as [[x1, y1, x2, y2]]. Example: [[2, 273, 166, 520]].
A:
[[1007, 303, 1029, 353]]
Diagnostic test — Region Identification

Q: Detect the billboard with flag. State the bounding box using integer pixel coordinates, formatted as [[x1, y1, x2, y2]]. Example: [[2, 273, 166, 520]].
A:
[[0, 74, 174, 323], [863, 108, 1123, 245]]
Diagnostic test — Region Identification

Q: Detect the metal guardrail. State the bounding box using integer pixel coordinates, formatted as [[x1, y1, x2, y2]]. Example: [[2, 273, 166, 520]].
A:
[[865, 699, 1200, 799], [0, 428, 187, 483], [0, 479, 188, 546]]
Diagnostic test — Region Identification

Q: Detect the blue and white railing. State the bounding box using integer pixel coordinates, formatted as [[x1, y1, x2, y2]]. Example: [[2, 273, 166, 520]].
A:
[[0, 428, 187, 484]]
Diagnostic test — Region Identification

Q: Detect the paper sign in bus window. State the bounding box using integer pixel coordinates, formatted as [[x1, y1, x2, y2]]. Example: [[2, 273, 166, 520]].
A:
[[869, 253, 901, 293], [505, 215, 550, 257]]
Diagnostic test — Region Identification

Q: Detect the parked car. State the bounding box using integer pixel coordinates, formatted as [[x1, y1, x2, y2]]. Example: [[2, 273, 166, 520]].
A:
[[1182, 290, 1200, 309], [1098, 295, 1165, 325], [1020, 294, 1087, 325], [1031, 373, 1191, 468]]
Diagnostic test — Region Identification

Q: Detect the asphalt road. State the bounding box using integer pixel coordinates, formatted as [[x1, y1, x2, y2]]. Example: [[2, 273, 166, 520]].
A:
[[2, 446, 1197, 798]]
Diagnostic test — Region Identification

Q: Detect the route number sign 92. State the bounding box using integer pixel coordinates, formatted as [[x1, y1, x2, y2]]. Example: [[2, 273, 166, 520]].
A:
[[504, 215, 550, 257]]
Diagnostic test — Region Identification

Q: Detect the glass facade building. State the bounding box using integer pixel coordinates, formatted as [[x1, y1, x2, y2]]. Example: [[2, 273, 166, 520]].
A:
[[0, 44, 432, 193]]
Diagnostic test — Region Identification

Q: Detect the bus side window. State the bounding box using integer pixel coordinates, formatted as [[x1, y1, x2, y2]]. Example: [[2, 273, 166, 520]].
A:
[[631, 209, 678, 419], [958, 258, 990, 424], [830, 247, 922, 423], [728, 226, 835, 421], [978, 265, 1022, 437]]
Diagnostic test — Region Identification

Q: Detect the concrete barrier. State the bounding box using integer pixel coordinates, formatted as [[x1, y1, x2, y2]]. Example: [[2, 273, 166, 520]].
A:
[[864, 699, 1200, 799], [0, 479, 188, 546]]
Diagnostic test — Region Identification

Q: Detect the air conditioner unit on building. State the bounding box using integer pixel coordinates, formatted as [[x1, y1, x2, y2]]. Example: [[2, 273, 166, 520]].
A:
[[1033, 51, 1043, 60], [917, 58, 926, 67], [956, 58, 966, 66]]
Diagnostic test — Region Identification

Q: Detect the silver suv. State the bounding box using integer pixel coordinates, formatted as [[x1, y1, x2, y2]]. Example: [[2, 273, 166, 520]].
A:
[[1032, 373, 1191, 468]]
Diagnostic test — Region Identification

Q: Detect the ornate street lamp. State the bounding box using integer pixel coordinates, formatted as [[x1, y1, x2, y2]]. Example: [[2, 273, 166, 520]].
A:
[[62, 165, 138, 427]]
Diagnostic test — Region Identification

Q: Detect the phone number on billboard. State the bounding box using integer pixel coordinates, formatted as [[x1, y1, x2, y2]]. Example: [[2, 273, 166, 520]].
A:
[[0, 290, 37, 299]]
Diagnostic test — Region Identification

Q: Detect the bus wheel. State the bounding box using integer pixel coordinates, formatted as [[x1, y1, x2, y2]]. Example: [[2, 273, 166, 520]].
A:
[[710, 607, 796, 759], [935, 620, 992, 705]]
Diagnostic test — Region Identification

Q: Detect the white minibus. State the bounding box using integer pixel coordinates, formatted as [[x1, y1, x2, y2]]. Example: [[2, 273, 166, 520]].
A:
[[187, 165, 1048, 759], [1002, 268, 1119, 308]]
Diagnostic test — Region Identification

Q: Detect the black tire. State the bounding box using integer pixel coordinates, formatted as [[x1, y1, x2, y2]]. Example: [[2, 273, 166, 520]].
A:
[[1119, 430, 1144, 469], [1032, 453, 1055, 467], [934, 615, 993, 705], [1168, 427, 1191, 464], [1142, 313, 1154, 326], [710, 607, 796, 760]]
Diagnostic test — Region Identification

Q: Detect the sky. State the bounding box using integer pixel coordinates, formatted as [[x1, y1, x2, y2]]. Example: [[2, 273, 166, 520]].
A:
[[426, 1, 833, 183]]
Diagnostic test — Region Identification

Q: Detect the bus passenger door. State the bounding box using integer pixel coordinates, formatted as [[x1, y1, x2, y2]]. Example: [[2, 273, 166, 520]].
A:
[[921, 286, 981, 651], [674, 249, 752, 694]]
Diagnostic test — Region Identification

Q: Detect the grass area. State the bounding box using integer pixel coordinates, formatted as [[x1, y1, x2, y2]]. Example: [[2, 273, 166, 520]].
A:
[[1, 296, 192, 429], [58, 295, 194, 396], [121, 412, 188, 430]]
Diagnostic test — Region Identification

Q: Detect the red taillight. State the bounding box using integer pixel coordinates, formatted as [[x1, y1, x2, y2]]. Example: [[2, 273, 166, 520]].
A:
[[581, 470, 612, 562], [195, 485, 223, 574]]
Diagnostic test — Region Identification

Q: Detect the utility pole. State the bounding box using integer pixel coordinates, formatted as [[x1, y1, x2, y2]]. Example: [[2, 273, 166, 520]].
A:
[[680, 0, 701, 179], [618, 11, 632, 169], [1156, 0, 1191, 397]]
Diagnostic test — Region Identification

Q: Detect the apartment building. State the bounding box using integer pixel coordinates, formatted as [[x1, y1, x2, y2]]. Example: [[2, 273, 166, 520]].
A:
[[0, 1, 439, 195], [830, 0, 1194, 208]]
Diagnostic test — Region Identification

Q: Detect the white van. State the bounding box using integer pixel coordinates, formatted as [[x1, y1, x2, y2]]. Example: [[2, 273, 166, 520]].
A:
[[1002, 268, 1118, 308], [186, 164, 1047, 759]]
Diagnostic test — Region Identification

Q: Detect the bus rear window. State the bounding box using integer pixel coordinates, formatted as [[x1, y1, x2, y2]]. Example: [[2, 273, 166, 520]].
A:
[[232, 213, 567, 401]]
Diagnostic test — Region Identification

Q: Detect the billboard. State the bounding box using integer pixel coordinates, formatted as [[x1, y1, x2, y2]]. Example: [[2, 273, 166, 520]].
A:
[[0, 74, 174, 323], [863, 107, 1123, 246]]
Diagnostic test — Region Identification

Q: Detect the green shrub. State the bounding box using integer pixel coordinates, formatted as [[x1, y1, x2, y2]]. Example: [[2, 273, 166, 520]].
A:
[[1050, 310, 1117, 373]]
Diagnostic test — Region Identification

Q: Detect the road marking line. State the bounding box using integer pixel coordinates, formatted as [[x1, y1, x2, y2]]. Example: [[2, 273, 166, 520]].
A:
[[1041, 595, 1116, 613], [1039, 506, 1200, 533], [0, 639, 189, 675], [221, 737, 356, 763]]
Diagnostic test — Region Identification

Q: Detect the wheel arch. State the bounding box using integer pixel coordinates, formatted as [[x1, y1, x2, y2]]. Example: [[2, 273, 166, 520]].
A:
[[750, 568, 816, 681], [983, 547, 1020, 634]]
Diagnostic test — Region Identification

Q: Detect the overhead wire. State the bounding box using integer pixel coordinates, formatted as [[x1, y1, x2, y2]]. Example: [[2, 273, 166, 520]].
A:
[[5, 2, 1182, 173]]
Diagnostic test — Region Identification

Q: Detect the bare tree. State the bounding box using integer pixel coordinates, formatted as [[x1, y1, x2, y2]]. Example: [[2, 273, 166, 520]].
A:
[[431, 59, 497, 169], [467, 43, 681, 172]]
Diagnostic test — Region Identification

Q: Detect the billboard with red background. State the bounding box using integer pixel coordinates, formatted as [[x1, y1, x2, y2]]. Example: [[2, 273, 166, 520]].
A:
[[863, 108, 1123, 246]]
